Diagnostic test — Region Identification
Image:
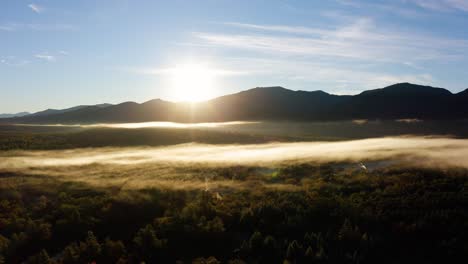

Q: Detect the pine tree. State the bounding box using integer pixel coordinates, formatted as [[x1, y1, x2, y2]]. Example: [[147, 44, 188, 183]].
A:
[[27, 249, 52, 264], [249, 231, 263, 252], [81, 231, 101, 262]]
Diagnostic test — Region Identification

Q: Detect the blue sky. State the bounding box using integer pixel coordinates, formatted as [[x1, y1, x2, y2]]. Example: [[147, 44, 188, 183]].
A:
[[1, 0, 468, 113]]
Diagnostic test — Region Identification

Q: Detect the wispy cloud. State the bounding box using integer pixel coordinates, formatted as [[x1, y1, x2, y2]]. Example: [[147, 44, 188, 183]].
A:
[[407, 0, 446, 10], [0, 56, 30, 67], [335, 0, 363, 7], [195, 19, 468, 63], [0, 25, 15, 31], [127, 66, 247, 76], [343, 0, 468, 12], [34, 50, 69, 62], [27, 24, 75, 31], [447, 0, 468, 11], [334, 1, 428, 18], [34, 54, 55, 62], [224, 22, 328, 35], [28, 3, 44, 13], [406, 0, 468, 11], [0, 23, 76, 32]]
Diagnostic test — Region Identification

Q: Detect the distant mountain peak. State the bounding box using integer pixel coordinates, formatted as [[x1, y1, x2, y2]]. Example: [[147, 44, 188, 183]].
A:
[[255, 86, 286, 89], [359, 82, 452, 97], [142, 98, 168, 104], [248, 86, 290, 92], [117, 101, 139, 106], [385, 82, 441, 89], [299, 89, 330, 95], [458, 88, 468, 96]]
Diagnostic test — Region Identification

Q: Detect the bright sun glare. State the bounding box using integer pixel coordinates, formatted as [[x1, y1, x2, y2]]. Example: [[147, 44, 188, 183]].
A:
[[169, 63, 216, 102]]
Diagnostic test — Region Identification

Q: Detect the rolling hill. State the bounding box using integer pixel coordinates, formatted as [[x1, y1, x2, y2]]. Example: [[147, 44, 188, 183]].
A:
[[2, 83, 468, 124], [28, 103, 112, 117], [0, 112, 30, 118]]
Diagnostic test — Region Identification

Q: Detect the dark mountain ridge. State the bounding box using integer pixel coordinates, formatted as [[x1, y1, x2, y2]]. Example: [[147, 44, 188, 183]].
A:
[[29, 103, 112, 117], [2, 83, 468, 124]]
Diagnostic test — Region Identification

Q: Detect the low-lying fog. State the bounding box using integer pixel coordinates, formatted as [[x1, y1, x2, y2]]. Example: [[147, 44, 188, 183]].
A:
[[1, 137, 467, 169], [16, 121, 258, 129], [2, 136, 468, 190], [11, 120, 468, 140]]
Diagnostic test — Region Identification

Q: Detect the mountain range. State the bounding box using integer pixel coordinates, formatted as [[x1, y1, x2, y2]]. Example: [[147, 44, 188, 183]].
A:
[[0, 112, 31, 118], [2, 83, 468, 124]]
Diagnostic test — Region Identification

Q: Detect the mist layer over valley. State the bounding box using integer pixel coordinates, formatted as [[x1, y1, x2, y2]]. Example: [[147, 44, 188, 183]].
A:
[[1, 136, 468, 191], [3, 136, 468, 168], [2, 120, 468, 190]]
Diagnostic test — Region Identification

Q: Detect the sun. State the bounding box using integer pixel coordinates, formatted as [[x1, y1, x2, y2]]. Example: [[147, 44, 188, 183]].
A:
[[169, 63, 216, 102]]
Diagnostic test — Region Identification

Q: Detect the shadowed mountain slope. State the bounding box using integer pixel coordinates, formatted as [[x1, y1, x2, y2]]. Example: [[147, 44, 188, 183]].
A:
[[29, 103, 112, 117], [2, 83, 468, 124]]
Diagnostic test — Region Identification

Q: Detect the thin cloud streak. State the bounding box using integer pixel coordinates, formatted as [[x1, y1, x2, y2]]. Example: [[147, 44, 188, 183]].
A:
[[0, 56, 30, 67], [33, 50, 69, 62], [448, 0, 468, 11], [28, 3, 43, 13], [127, 66, 248, 76], [338, 0, 468, 12], [407, 0, 468, 11], [224, 22, 328, 35], [34, 54, 55, 62], [0, 25, 14, 31], [197, 19, 468, 63], [0, 23, 76, 32]]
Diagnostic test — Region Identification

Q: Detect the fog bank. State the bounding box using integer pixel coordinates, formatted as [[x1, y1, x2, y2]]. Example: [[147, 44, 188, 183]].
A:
[[1, 137, 467, 169]]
